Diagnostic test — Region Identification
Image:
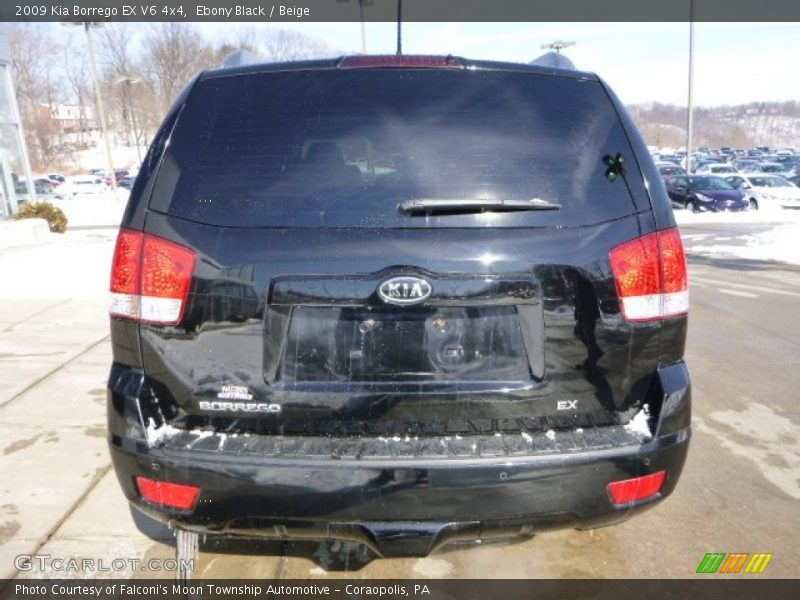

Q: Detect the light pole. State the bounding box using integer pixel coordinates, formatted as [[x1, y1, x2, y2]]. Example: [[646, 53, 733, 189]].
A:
[[685, 5, 696, 174], [116, 77, 142, 163], [62, 22, 116, 188], [337, 0, 372, 54], [396, 0, 402, 55]]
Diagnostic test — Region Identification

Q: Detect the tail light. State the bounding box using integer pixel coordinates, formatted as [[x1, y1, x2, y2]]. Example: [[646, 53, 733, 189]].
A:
[[136, 476, 200, 511], [339, 55, 464, 69], [110, 229, 196, 325], [609, 228, 688, 322], [607, 471, 666, 505]]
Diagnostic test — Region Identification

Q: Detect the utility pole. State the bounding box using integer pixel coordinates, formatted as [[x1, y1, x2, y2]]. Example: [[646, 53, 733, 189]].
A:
[[685, 3, 696, 174], [83, 23, 116, 188], [337, 0, 372, 54], [540, 40, 576, 54], [63, 22, 116, 188], [117, 77, 142, 163], [396, 0, 402, 55]]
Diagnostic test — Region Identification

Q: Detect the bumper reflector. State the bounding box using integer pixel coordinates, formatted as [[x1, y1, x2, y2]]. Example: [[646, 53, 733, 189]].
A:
[[607, 471, 666, 505], [136, 476, 200, 511]]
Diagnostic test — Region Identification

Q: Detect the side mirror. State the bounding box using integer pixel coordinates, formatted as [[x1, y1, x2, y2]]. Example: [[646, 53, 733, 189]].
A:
[[741, 182, 752, 189]]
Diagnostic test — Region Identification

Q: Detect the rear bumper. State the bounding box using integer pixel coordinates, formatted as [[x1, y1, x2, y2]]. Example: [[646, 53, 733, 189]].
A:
[[108, 362, 691, 557]]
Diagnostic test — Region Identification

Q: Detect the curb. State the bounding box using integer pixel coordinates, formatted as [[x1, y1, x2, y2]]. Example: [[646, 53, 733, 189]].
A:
[[0, 217, 51, 249]]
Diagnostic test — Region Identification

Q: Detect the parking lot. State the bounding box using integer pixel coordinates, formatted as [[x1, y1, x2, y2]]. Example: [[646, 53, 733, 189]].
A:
[[1, 212, 798, 580]]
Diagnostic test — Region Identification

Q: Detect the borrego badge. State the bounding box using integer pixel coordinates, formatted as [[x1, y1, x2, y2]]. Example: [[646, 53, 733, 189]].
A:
[[378, 276, 432, 305]]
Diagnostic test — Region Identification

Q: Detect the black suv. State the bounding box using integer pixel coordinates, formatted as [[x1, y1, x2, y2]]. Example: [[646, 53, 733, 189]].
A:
[[107, 55, 691, 560]]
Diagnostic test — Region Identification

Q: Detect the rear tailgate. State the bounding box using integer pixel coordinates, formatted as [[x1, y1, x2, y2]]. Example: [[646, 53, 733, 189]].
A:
[[126, 65, 668, 439], [138, 214, 659, 437]]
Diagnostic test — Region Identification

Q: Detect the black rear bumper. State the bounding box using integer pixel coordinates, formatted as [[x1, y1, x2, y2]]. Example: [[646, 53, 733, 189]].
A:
[[108, 362, 691, 558]]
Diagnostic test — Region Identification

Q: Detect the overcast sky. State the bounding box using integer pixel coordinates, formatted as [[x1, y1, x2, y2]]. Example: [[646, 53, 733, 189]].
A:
[[196, 21, 800, 106]]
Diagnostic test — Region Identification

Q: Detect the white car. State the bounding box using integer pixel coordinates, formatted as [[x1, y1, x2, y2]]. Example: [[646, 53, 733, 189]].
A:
[[695, 163, 738, 175], [63, 175, 108, 196], [724, 173, 800, 210]]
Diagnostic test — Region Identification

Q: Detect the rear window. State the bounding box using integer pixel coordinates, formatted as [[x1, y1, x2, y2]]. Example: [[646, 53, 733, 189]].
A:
[[150, 68, 646, 228]]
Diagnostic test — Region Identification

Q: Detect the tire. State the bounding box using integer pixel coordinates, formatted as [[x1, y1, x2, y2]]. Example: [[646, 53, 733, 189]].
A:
[[749, 199, 759, 210]]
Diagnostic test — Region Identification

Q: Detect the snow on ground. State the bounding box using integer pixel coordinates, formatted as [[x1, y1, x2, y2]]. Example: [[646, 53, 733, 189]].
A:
[[675, 208, 800, 264], [674, 207, 800, 226], [684, 224, 800, 265], [50, 189, 128, 228], [0, 227, 116, 300]]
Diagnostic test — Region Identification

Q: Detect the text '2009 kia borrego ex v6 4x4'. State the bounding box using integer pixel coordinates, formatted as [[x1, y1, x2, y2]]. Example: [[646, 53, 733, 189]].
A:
[[106, 54, 691, 560]]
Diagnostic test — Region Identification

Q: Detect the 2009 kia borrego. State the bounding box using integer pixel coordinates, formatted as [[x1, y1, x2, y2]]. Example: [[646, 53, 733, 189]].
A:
[[107, 54, 691, 559]]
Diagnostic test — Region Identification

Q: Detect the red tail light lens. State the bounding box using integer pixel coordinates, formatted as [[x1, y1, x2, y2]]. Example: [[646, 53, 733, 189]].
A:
[[339, 55, 464, 69], [607, 471, 666, 505], [136, 476, 200, 511], [110, 229, 142, 295], [110, 229, 196, 325], [609, 228, 688, 322]]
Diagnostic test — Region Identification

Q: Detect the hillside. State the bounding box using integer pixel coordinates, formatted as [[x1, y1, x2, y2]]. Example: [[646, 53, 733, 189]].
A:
[[627, 101, 800, 150]]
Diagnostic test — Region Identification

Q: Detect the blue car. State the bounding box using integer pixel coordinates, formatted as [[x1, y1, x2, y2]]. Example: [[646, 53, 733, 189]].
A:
[[666, 175, 750, 212]]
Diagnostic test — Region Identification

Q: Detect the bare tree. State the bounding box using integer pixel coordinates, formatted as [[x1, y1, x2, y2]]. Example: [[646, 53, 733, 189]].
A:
[[5, 23, 65, 168], [212, 25, 263, 65], [261, 29, 334, 63], [62, 47, 90, 147], [97, 24, 147, 148], [141, 23, 214, 114]]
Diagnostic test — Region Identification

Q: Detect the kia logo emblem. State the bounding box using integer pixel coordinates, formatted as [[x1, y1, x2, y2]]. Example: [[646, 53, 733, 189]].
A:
[[378, 276, 432, 306]]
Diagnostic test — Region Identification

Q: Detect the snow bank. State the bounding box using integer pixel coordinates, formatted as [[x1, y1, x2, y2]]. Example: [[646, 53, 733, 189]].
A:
[[674, 208, 800, 226], [685, 224, 800, 264], [50, 189, 129, 228]]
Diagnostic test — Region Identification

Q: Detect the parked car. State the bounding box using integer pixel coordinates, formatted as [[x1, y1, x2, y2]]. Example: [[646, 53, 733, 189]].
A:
[[656, 162, 686, 180], [108, 54, 691, 563], [13, 181, 53, 202], [65, 175, 107, 196], [665, 175, 749, 212], [117, 175, 136, 190], [655, 154, 681, 165], [103, 169, 130, 186], [757, 162, 793, 177], [724, 174, 800, 210], [45, 173, 66, 185], [33, 177, 59, 191], [695, 163, 737, 175], [787, 174, 800, 187], [732, 159, 761, 172]]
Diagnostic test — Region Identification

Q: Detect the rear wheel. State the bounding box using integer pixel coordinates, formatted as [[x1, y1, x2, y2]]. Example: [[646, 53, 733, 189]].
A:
[[749, 199, 759, 210]]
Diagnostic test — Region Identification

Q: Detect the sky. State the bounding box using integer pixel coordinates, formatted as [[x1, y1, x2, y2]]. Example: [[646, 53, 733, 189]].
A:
[[195, 21, 800, 106]]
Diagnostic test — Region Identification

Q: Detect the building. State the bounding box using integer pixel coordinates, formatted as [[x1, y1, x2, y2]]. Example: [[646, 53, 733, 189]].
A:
[[0, 29, 36, 219], [36, 102, 97, 135]]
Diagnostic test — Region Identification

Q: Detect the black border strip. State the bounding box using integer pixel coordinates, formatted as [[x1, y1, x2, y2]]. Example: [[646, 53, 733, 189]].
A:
[[2, 579, 800, 600], [1, 0, 799, 23]]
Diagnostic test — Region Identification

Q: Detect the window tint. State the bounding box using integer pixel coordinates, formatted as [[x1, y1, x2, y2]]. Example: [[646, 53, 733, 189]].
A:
[[153, 69, 645, 228], [689, 176, 735, 190]]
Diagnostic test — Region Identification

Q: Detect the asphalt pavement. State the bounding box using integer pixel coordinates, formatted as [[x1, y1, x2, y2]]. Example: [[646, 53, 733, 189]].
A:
[[0, 221, 798, 580]]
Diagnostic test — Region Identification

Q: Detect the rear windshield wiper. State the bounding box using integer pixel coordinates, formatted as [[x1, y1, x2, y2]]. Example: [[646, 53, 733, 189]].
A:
[[398, 197, 561, 216]]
